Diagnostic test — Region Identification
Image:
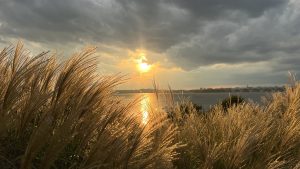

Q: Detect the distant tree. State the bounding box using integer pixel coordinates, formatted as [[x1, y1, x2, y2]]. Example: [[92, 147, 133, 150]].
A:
[[221, 95, 245, 111], [179, 103, 202, 115], [166, 102, 203, 124]]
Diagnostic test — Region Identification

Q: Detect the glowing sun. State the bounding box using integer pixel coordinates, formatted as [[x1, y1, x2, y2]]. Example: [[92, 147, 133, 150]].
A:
[[139, 62, 151, 73], [136, 54, 152, 73]]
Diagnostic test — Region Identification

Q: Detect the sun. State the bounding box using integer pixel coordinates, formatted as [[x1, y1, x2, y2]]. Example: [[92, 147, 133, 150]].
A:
[[136, 53, 152, 73], [139, 62, 151, 73]]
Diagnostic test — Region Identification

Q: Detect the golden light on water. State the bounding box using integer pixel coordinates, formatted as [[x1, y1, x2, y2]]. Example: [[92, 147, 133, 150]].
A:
[[141, 96, 149, 124]]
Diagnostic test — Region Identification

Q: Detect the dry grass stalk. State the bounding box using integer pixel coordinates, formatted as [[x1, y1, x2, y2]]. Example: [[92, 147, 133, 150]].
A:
[[0, 42, 178, 169]]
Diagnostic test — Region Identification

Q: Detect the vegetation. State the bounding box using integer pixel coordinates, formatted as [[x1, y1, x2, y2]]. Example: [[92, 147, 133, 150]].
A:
[[166, 102, 203, 124], [0, 43, 178, 169], [221, 95, 245, 112], [172, 86, 300, 169], [0, 43, 300, 169]]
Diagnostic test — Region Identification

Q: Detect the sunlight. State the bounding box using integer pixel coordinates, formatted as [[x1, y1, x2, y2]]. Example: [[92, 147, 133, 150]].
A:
[[141, 96, 149, 124], [136, 52, 152, 73], [139, 62, 151, 73]]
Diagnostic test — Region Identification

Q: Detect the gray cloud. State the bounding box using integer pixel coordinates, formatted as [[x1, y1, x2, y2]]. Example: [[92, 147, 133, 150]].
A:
[[0, 0, 299, 79], [167, 2, 300, 72], [169, 0, 286, 19], [0, 0, 197, 51], [0, 0, 287, 49]]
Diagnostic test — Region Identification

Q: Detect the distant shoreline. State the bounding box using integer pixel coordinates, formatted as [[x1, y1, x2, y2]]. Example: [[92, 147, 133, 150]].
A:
[[116, 86, 285, 94]]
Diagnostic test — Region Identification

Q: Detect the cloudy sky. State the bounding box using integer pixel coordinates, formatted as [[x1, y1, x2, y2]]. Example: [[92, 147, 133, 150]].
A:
[[0, 0, 299, 89]]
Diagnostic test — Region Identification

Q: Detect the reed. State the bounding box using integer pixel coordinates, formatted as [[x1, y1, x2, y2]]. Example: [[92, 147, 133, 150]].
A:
[[172, 82, 300, 169], [0, 42, 178, 169], [1, 42, 300, 169]]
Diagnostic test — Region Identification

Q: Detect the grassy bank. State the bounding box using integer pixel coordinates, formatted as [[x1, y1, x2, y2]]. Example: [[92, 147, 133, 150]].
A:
[[0, 43, 299, 169]]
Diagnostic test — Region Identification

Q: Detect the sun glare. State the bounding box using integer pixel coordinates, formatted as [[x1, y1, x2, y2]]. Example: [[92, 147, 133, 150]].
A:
[[139, 62, 151, 73], [136, 52, 152, 73], [141, 96, 149, 124]]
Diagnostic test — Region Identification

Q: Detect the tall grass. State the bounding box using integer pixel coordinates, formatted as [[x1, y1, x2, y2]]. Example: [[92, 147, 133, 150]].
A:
[[1, 42, 300, 169], [0, 42, 178, 169], [172, 83, 300, 168]]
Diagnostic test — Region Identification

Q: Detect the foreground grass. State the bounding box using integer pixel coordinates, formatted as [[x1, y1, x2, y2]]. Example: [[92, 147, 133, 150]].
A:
[[0, 43, 178, 169], [0, 43, 300, 169], [170, 84, 300, 168]]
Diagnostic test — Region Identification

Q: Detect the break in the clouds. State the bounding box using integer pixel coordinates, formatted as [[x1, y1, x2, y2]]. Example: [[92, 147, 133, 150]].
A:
[[0, 0, 299, 87]]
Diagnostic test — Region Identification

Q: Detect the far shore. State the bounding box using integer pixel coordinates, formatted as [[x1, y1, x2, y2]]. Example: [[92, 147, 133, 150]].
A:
[[116, 86, 285, 94]]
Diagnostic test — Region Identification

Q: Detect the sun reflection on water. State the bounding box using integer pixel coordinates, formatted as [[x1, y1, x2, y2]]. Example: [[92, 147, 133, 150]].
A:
[[141, 96, 150, 124]]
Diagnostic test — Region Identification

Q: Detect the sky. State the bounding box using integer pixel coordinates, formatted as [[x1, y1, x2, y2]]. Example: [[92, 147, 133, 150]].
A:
[[0, 0, 299, 89]]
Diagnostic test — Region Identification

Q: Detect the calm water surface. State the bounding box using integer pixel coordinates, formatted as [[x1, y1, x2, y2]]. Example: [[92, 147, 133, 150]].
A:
[[117, 92, 270, 109], [116, 92, 271, 123]]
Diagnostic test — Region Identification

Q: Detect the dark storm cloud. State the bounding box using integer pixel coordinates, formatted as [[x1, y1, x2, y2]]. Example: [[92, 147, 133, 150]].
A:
[[0, 0, 287, 48], [0, 0, 119, 43], [0, 0, 298, 76], [169, 0, 286, 18], [0, 0, 198, 51], [167, 3, 300, 71]]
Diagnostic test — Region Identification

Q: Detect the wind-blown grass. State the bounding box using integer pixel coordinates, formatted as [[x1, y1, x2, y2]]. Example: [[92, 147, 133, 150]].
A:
[[0, 42, 178, 169], [171, 83, 300, 169], [1, 42, 300, 169]]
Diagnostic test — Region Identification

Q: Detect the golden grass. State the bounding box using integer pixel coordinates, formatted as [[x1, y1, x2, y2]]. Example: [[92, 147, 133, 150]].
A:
[[172, 83, 300, 169], [1, 42, 300, 169], [0, 42, 178, 169]]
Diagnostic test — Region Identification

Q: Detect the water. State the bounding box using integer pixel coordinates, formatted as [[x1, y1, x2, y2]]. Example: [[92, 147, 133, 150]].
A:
[[116, 92, 270, 123], [117, 92, 270, 110]]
